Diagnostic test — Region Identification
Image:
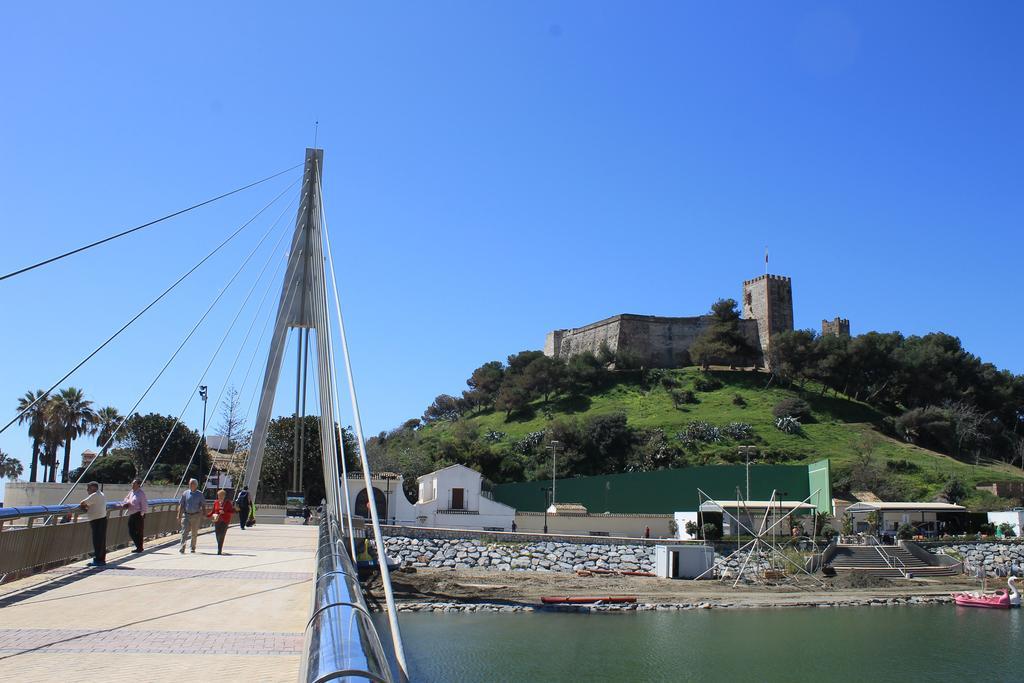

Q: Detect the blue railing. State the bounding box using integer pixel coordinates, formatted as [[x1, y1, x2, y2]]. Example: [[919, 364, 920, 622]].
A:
[[0, 498, 180, 523]]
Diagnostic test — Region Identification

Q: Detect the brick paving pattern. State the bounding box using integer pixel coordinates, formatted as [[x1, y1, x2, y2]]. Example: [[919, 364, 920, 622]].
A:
[[0, 525, 318, 682]]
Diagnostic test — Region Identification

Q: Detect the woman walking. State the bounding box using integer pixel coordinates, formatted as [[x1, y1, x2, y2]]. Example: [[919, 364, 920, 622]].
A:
[[207, 489, 235, 555]]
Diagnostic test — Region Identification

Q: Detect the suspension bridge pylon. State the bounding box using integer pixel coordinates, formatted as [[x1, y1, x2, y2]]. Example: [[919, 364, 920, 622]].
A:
[[242, 148, 342, 512]]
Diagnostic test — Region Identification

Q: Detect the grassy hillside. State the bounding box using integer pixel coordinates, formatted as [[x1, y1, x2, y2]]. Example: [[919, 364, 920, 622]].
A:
[[417, 368, 1022, 510]]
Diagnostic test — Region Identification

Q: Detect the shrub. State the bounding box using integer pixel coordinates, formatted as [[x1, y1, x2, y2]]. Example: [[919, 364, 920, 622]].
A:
[[677, 421, 722, 445], [999, 522, 1017, 538], [722, 422, 754, 440], [694, 375, 723, 392], [979, 523, 996, 536], [942, 477, 967, 505], [885, 458, 919, 474], [684, 520, 700, 538], [512, 430, 546, 454], [701, 522, 722, 541], [775, 416, 802, 434], [821, 524, 837, 541], [671, 389, 698, 408], [732, 393, 747, 407], [896, 523, 914, 540], [772, 397, 812, 422], [484, 430, 507, 443]]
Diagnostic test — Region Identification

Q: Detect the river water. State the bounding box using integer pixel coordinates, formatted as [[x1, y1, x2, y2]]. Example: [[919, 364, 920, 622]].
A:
[[377, 605, 1023, 682]]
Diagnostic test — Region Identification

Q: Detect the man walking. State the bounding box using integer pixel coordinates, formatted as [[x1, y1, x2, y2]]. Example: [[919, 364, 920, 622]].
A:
[[235, 485, 252, 531], [121, 478, 148, 553], [178, 478, 206, 554], [78, 481, 108, 567]]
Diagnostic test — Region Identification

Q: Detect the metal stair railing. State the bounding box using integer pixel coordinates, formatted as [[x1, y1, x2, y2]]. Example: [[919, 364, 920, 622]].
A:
[[868, 536, 910, 578]]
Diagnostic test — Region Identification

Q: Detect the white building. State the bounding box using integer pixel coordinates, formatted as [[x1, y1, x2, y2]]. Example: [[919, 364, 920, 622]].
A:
[[342, 464, 515, 532]]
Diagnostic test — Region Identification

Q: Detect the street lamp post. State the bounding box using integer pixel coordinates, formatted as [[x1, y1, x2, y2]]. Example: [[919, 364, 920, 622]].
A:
[[547, 440, 561, 506], [541, 487, 551, 534], [738, 446, 757, 500], [198, 385, 208, 485]]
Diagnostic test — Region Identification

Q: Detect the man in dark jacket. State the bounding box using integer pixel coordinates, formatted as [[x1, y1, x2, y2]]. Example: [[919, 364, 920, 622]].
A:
[[235, 486, 252, 530]]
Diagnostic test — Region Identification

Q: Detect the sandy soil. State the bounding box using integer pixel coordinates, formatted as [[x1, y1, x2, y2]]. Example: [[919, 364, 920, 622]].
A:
[[366, 567, 983, 609]]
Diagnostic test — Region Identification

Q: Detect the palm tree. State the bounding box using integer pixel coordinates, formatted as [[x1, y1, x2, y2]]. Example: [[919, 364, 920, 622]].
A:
[[41, 397, 64, 483], [94, 406, 122, 456], [0, 449, 24, 481], [54, 387, 97, 483], [16, 389, 50, 483]]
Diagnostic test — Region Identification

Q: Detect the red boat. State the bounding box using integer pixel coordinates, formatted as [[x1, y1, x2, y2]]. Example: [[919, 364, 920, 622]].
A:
[[541, 596, 637, 605], [953, 576, 1019, 609]]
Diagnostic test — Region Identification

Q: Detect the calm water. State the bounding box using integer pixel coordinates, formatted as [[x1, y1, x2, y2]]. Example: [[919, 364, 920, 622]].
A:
[[376, 606, 1024, 682]]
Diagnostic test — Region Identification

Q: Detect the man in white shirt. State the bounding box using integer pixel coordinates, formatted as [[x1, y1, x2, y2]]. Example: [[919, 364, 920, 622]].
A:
[[79, 481, 109, 567]]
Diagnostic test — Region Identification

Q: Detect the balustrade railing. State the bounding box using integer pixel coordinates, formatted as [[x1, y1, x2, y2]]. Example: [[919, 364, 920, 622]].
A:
[[0, 498, 194, 578]]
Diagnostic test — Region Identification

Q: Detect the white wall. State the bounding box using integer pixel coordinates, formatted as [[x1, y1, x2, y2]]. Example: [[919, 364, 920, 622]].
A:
[[988, 511, 1024, 537]]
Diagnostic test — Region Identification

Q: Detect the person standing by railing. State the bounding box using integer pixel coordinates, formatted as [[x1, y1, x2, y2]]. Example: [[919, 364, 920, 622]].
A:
[[120, 478, 148, 553], [78, 481, 108, 567], [178, 479, 206, 554], [206, 489, 234, 555]]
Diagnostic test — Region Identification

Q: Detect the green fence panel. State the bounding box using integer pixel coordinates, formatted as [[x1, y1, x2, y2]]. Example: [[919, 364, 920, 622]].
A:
[[491, 465, 813, 514]]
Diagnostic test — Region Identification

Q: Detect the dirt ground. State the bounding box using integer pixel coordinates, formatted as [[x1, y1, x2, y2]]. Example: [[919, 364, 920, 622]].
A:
[[366, 567, 983, 608]]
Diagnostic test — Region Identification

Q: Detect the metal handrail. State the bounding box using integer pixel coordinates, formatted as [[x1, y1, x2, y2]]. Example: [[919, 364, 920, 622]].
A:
[[0, 498, 181, 526], [868, 535, 910, 578], [301, 513, 394, 683]]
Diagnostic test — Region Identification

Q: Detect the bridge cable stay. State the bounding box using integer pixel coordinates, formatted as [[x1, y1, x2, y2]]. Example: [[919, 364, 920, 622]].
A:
[[0, 175, 301, 438], [138, 201, 295, 488], [223, 273, 308, 491], [193, 244, 295, 493], [53, 181, 299, 507], [316, 161, 410, 680], [0, 163, 302, 282], [188, 250, 307, 496]]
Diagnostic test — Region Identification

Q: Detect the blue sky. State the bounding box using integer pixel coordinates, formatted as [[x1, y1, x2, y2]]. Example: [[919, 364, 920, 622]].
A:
[[1, 2, 1022, 487]]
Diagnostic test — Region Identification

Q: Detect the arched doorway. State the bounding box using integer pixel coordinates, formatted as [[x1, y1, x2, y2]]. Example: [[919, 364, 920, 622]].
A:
[[355, 487, 387, 521]]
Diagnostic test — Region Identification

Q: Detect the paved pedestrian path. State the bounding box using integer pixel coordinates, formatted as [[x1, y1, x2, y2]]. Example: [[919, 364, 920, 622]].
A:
[[0, 523, 317, 682]]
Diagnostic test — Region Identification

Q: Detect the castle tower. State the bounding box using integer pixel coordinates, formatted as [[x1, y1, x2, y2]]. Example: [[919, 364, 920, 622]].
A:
[[821, 317, 850, 337], [742, 274, 794, 360]]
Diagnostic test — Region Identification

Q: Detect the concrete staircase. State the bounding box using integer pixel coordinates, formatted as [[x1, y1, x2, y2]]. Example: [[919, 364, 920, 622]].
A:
[[826, 545, 960, 578]]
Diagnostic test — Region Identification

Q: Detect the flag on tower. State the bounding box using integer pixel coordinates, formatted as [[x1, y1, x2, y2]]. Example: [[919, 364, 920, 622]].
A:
[[764, 247, 769, 273]]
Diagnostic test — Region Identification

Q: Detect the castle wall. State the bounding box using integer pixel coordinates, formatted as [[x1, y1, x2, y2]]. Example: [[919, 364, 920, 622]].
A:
[[547, 314, 763, 368]]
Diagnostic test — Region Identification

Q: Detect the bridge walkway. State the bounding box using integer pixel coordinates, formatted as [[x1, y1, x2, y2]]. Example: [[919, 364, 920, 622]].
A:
[[0, 523, 317, 682]]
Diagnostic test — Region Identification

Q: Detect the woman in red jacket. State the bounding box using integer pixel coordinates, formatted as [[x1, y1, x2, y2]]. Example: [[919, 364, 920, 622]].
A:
[[207, 489, 235, 555]]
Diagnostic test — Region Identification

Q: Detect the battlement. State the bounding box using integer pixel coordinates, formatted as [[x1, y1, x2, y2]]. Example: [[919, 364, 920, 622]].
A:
[[743, 274, 792, 286]]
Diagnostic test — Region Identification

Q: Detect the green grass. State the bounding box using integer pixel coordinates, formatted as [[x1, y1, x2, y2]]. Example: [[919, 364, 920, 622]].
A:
[[422, 368, 1023, 509]]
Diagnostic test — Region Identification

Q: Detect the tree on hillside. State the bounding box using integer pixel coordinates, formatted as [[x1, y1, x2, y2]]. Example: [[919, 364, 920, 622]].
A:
[[495, 377, 531, 418], [689, 299, 754, 370], [565, 351, 607, 396], [767, 330, 818, 387], [214, 386, 249, 453], [942, 477, 967, 505], [422, 394, 463, 423], [522, 356, 565, 401], [0, 449, 23, 481], [94, 406, 123, 455], [465, 361, 505, 409], [16, 389, 49, 483], [506, 350, 545, 375], [69, 448, 136, 484], [53, 387, 97, 483]]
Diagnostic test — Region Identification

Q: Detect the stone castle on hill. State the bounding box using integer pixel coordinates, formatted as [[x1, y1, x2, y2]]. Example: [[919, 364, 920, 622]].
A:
[[545, 274, 849, 368]]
